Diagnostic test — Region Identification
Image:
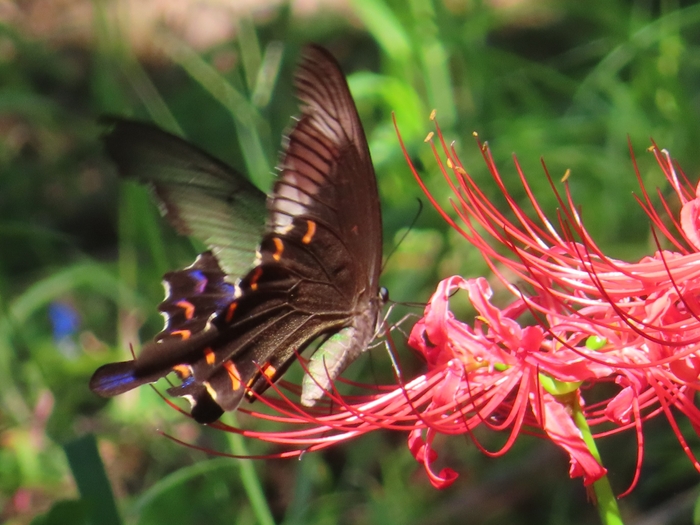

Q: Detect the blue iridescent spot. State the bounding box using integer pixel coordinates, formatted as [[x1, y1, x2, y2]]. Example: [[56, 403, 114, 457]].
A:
[[179, 375, 195, 388], [94, 368, 136, 391], [188, 270, 208, 294]]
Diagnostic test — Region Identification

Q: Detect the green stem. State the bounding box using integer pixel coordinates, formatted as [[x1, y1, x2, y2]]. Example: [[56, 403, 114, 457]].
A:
[[224, 416, 276, 525], [571, 397, 624, 525]]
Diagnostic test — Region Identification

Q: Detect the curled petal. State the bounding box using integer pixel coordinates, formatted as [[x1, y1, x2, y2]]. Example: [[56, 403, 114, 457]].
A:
[[538, 393, 607, 485], [408, 429, 459, 489], [680, 186, 700, 250], [605, 386, 636, 425], [432, 359, 465, 407], [669, 355, 700, 383]]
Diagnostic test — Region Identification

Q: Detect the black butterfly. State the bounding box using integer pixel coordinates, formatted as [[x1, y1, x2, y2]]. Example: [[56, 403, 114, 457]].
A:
[[90, 45, 384, 424]]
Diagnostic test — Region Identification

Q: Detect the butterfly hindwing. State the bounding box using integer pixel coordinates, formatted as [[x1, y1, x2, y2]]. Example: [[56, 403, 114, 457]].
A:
[[157, 251, 236, 342]]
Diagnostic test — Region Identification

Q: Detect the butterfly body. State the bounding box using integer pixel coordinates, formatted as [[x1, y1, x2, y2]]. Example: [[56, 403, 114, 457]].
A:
[[90, 45, 383, 423]]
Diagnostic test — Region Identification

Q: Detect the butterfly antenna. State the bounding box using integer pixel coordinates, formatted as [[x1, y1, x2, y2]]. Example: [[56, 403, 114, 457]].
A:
[[381, 198, 423, 273]]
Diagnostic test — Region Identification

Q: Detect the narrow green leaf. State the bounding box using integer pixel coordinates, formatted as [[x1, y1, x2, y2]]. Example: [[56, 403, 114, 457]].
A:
[[351, 0, 411, 62], [63, 435, 122, 525], [30, 499, 88, 525], [237, 16, 263, 93]]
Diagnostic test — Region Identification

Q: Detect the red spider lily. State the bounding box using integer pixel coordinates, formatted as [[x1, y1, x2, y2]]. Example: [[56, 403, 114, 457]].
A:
[[194, 117, 700, 492], [397, 117, 700, 491]]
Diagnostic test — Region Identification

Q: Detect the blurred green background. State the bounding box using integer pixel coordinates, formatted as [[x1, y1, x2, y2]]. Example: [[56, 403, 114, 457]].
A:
[[3, 0, 700, 524]]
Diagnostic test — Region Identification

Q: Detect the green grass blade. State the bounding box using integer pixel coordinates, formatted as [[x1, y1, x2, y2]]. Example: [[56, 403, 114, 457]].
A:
[[64, 434, 122, 525], [352, 0, 411, 62], [159, 35, 272, 189], [225, 417, 276, 525]]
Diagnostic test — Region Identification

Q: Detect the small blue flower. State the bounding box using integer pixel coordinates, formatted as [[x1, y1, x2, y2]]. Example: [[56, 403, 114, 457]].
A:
[[48, 302, 80, 340]]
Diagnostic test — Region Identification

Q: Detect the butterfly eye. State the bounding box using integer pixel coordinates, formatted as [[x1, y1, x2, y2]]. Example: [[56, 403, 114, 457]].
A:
[[380, 287, 390, 302]]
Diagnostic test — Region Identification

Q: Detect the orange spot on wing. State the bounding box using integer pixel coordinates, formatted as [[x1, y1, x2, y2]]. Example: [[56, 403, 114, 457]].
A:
[[176, 300, 195, 320], [204, 347, 216, 365], [173, 364, 192, 379], [244, 362, 279, 400], [223, 360, 241, 391], [302, 220, 316, 244], [261, 362, 278, 380], [272, 237, 284, 261], [225, 302, 237, 323], [249, 267, 263, 291], [171, 329, 191, 340]]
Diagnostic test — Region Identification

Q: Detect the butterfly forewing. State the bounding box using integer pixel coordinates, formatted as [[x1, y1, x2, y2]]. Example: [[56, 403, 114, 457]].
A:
[[230, 45, 383, 406], [101, 117, 267, 278], [272, 47, 381, 289]]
